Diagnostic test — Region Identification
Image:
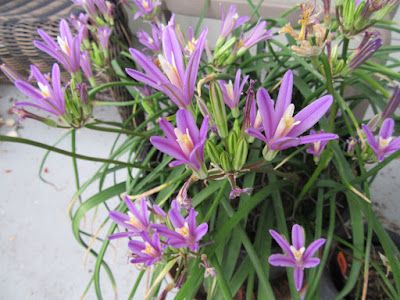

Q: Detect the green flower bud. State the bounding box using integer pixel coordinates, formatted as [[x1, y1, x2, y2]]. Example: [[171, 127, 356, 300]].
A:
[[233, 138, 248, 171], [206, 140, 221, 166], [209, 81, 228, 138], [220, 151, 232, 171]]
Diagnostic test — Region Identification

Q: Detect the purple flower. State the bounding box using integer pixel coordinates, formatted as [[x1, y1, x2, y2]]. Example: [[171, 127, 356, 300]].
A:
[[306, 129, 336, 161], [362, 118, 400, 162], [98, 26, 112, 50], [219, 69, 249, 111], [219, 5, 249, 40], [0, 64, 24, 83], [34, 19, 82, 73], [269, 224, 326, 291], [108, 197, 151, 240], [349, 32, 382, 70], [128, 233, 164, 266], [150, 109, 209, 175], [137, 23, 162, 52], [80, 51, 93, 80], [14, 64, 65, 116], [126, 24, 208, 108], [73, 0, 97, 16], [132, 0, 161, 19], [246, 70, 337, 160], [237, 21, 272, 56], [154, 200, 208, 251], [69, 13, 89, 40]]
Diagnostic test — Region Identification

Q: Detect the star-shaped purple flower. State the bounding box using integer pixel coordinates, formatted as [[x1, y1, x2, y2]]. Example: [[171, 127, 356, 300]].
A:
[[108, 197, 151, 240], [246, 70, 338, 160], [154, 200, 208, 251], [150, 109, 209, 177], [362, 118, 400, 162], [128, 233, 165, 266], [269, 224, 326, 291]]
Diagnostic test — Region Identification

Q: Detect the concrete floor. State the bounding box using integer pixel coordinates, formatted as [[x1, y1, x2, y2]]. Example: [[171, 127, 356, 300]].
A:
[[1, 9, 400, 300]]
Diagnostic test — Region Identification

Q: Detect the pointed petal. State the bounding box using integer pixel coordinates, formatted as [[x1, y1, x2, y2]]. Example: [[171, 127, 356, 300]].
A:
[[379, 118, 394, 139], [269, 229, 293, 257], [176, 109, 199, 141], [159, 118, 176, 140], [129, 48, 167, 82], [162, 25, 185, 78], [195, 223, 208, 241], [294, 267, 304, 291], [14, 80, 43, 100], [303, 238, 326, 261], [291, 224, 305, 249], [362, 124, 379, 152], [290, 95, 333, 137], [299, 133, 338, 145], [268, 254, 296, 267], [386, 137, 400, 153], [150, 136, 187, 161], [169, 200, 185, 228], [275, 70, 293, 121], [304, 257, 320, 268], [257, 87, 275, 139], [246, 128, 267, 143]]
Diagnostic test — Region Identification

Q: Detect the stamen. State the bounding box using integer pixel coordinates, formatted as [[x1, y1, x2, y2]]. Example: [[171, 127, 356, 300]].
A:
[[38, 82, 51, 98], [142, 242, 157, 256], [125, 212, 144, 230], [174, 128, 195, 156], [275, 104, 301, 138], [57, 36, 71, 55], [290, 245, 305, 263], [176, 223, 190, 237]]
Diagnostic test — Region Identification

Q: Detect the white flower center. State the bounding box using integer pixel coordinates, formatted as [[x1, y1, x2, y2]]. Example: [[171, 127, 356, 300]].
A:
[[142, 0, 149, 9], [290, 245, 305, 263], [174, 128, 194, 156], [38, 82, 51, 98], [379, 136, 392, 150], [175, 222, 190, 238], [275, 104, 301, 138], [125, 211, 145, 230], [226, 81, 234, 101], [141, 242, 157, 256], [158, 54, 183, 88], [57, 36, 71, 56]]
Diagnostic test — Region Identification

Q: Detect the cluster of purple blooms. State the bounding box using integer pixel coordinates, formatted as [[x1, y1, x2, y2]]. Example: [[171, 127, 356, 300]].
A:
[[109, 197, 208, 266]]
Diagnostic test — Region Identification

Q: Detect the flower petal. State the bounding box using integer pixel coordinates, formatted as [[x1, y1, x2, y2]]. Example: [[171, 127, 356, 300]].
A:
[[269, 229, 293, 258], [362, 124, 379, 153], [268, 254, 296, 267], [291, 224, 305, 249], [304, 257, 320, 268], [275, 70, 293, 122], [150, 136, 187, 161], [290, 95, 333, 137], [257, 87, 275, 139], [246, 128, 267, 143], [303, 238, 326, 261], [379, 118, 394, 139], [294, 267, 304, 291]]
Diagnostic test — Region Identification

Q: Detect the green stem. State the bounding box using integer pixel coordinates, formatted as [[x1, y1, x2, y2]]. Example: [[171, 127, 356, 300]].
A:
[[71, 129, 82, 203], [0, 135, 150, 170]]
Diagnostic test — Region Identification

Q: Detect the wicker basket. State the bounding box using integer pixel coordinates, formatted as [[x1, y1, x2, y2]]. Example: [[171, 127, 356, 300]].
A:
[[0, 0, 134, 122]]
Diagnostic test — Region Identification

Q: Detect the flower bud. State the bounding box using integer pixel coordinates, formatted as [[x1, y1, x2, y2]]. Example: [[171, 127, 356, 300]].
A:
[[227, 131, 238, 156], [206, 140, 221, 166], [233, 138, 248, 170], [220, 151, 232, 171], [209, 81, 228, 138]]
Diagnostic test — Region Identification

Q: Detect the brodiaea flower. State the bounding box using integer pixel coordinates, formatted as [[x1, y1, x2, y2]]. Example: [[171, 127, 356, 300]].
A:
[[108, 197, 151, 239], [150, 109, 209, 177], [132, 0, 161, 19], [128, 233, 164, 266], [14, 64, 65, 116], [246, 70, 337, 160], [126, 24, 207, 108], [137, 23, 162, 52], [236, 21, 272, 56], [219, 69, 249, 114], [218, 5, 249, 40], [269, 224, 326, 291], [154, 200, 208, 251], [362, 118, 400, 162], [34, 19, 82, 73]]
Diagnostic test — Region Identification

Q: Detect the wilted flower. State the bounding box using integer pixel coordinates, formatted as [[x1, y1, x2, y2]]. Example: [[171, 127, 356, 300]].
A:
[[200, 254, 216, 278], [132, 0, 161, 19], [349, 31, 382, 70], [127, 24, 208, 108], [108, 197, 151, 239], [362, 118, 400, 162], [382, 87, 400, 120], [269, 224, 326, 291], [219, 69, 249, 115], [246, 70, 337, 160], [154, 200, 208, 251], [229, 187, 253, 199], [150, 109, 209, 178], [34, 19, 82, 73], [306, 129, 336, 162], [137, 23, 162, 52], [128, 233, 165, 266], [98, 26, 112, 50], [14, 64, 65, 116], [176, 178, 193, 210]]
